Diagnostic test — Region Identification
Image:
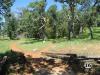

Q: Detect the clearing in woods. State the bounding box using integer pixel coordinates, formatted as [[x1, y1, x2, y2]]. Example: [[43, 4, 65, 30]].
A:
[[10, 38, 100, 58]]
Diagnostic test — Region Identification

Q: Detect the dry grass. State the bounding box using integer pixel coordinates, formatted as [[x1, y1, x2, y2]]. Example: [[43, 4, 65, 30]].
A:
[[50, 39, 100, 56], [17, 38, 100, 57]]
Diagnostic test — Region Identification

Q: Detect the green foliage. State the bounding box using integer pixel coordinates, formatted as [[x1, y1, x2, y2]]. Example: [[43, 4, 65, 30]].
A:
[[0, 0, 15, 40], [0, 0, 15, 15], [28, 0, 46, 14], [1, 0, 99, 40], [7, 14, 18, 39]]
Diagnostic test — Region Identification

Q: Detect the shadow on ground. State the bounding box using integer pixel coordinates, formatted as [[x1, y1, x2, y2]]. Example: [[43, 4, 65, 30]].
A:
[[0, 50, 100, 75]]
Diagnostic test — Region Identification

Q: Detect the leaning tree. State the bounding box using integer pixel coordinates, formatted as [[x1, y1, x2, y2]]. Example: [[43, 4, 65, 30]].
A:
[[28, 0, 47, 40]]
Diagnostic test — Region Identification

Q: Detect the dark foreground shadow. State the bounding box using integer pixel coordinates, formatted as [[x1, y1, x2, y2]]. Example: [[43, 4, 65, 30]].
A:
[[0, 50, 99, 75]]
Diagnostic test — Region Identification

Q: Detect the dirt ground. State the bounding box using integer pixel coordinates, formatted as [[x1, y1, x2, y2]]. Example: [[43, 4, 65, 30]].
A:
[[10, 42, 72, 75], [8, 42, 100, 75], [10, 41, 100, 58], [10, 42, 55, 58]]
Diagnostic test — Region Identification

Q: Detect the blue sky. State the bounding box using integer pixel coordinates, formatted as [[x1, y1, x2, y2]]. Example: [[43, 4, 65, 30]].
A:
[[11, 0, 62, 13]]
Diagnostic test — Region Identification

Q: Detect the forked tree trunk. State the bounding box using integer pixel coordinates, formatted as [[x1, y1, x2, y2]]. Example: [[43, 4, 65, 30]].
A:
[[68, 2, 76, 39], [39, 15, 47, 40]]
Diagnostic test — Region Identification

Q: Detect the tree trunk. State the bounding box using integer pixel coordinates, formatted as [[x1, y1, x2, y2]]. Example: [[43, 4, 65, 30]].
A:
[[39, 14, 47, 40], [53, 22, 56, 39], [68, 29, 71, 40], [88, 27, 93, 39], [68, 20, 72, 40], [69, 2, 76, 39]]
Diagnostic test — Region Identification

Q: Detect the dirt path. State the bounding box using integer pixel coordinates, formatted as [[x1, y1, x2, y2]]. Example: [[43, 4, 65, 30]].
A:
[[10, 40, 100, 58], [10, 42, 71, 75], [10, 41, 55, 58]]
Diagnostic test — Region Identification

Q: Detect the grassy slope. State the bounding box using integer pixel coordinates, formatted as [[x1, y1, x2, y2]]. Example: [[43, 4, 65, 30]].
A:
[[18, 38, 100, 55], [0, 39, 12, 53], [18, 38, 51, 51], [0, 27, 99, 55]]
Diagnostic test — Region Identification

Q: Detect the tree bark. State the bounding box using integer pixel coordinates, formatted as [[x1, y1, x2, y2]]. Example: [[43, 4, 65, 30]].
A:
[[88, 27, 93, 39], [69, 1, 76, 39], [68, 29, 71, 40], [68, 20, 72, 40]]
